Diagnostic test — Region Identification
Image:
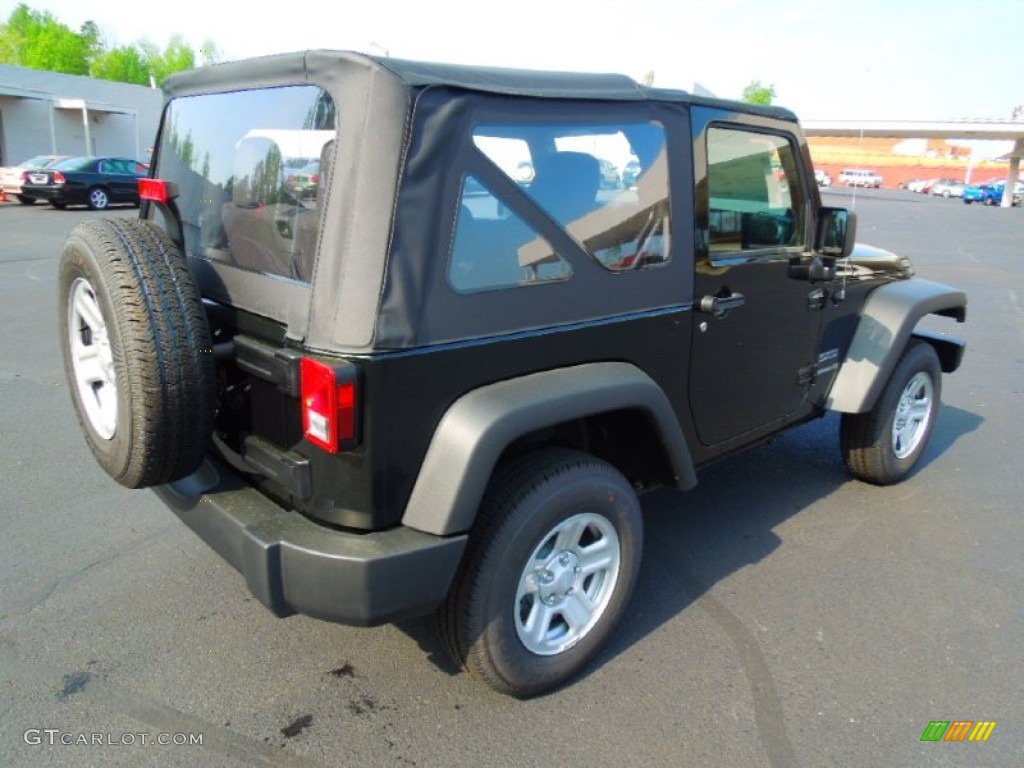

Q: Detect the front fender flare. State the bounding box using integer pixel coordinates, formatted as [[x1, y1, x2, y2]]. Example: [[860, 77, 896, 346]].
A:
[[827, 279, 966, 413], [401, 362, 696, 536]]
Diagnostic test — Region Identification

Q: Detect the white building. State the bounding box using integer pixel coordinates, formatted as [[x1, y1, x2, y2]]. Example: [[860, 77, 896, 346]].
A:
[[0, 65, 163, 166]]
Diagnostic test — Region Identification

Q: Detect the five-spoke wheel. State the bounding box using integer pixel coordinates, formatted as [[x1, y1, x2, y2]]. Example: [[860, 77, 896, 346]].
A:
[[67, 277, 118, 440], [438, 449, 642, 698], [842, 341, 942, 485]]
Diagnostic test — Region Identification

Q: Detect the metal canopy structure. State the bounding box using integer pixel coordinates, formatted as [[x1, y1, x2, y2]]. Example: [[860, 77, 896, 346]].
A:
[[50, 98, 142, 159], [802, 119, 1024, 207]]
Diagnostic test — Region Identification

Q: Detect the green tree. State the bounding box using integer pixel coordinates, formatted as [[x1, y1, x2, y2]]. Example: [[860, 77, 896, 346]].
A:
[[1, 4, 210, 85], [91, 44, 150, 85], [741, 80, 776, 105], [0, 3, 89, 74], [79, 20, 103, 65], [150, 34, 195, 83]]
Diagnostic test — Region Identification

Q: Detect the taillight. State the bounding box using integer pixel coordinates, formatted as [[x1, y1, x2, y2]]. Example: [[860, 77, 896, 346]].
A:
[[300, 358, 359, 453], [53, 171, 66, 184], [139, 178, 179, 202], [310, 174, 320, 183]]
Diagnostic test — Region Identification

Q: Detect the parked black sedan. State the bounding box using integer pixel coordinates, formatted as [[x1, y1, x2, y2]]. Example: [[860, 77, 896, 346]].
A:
[[20, 156, 147, 210]]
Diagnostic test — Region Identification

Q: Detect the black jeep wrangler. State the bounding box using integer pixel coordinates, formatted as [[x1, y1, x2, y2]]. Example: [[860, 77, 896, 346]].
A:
[[58, 51, 966, 698]]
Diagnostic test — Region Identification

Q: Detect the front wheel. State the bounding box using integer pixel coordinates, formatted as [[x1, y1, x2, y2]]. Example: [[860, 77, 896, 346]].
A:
[[438, 449, 642, 698], [840, 342, 941, 485]]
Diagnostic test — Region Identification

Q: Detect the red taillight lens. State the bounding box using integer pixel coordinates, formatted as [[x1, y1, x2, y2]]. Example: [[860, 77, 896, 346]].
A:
[[300, 358, 359, 453], [139, 178, 179, 202], [310, 174, 320, 183], [53, 171, 66, 184]]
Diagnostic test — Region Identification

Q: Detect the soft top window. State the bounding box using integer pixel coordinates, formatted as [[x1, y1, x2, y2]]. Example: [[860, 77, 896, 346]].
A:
[[153, 85, 336, 284], [449, 120, 670, 293]]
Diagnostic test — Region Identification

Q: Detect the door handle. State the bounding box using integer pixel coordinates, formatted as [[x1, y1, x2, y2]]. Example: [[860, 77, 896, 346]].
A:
[[698, 292, 746, 319]]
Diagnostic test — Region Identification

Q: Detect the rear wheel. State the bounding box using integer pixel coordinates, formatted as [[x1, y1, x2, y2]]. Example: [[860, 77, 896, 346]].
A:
[[87, 186, 110, 210], [58, 219, 215, 488], [16, 195, 35, 205], [840, 342, 941, 485], [438, 449, 642, 698]]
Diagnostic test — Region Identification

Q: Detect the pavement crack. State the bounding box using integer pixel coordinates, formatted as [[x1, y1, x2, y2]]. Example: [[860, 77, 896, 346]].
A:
[[0, 523, 180, 621], [651, 540, 799, 768]]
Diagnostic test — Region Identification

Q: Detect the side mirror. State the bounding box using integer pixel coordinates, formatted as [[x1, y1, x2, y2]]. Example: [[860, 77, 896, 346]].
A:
[[816, 207, 856, 258]]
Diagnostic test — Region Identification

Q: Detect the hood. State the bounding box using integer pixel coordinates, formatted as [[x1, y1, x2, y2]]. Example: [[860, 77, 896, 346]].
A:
[[838, 243, 915, 281]]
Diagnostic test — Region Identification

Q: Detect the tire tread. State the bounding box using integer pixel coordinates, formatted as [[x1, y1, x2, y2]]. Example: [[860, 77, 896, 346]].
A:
[[61, 218, 214, 487]]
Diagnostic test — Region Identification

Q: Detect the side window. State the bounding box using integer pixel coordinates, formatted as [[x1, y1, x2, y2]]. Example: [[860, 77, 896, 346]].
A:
[[154, 85, 336, 284], [463, 121, 670, 277], [706, 127, 805, 254], [450, 174, 571, 293]]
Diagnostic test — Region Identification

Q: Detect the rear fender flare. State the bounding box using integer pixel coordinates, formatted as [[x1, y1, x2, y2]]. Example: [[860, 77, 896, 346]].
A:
[[401, 362, 696, 536], [827, 279, 966, 414]]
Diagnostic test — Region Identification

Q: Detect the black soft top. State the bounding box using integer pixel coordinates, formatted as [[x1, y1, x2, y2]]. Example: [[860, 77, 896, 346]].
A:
[[160, 50, 800, 353], [163, 49, 797, 121]]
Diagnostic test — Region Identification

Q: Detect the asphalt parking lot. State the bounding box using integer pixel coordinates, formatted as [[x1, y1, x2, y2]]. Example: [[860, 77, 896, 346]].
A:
[[0, 190, 1021, 767]]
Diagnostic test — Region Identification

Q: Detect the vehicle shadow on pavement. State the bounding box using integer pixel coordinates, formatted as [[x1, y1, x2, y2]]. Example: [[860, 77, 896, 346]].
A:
[[394, 405, 982, 687]]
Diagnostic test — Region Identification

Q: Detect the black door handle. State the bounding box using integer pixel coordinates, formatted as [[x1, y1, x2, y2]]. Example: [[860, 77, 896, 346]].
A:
[[698, 292, 746, 318]]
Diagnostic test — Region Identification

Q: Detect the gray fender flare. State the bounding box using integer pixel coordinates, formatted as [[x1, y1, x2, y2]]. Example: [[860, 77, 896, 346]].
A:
[[401, 361, 696, 536], [826, 278, 967, 413]]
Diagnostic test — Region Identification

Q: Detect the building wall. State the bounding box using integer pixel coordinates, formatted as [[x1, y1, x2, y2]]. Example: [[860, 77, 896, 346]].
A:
[[0, 65, 163, 166], [807, 135, 1011, 188]]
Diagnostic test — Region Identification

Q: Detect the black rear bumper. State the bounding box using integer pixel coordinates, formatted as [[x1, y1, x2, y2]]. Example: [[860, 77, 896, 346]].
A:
[[154, 457, 467, 626]]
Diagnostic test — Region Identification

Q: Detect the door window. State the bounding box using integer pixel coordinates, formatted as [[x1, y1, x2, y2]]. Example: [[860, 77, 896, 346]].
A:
[[706, 127, 805, 254]]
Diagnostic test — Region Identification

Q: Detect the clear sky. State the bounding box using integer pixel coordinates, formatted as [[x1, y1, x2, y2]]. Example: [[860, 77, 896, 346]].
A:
[[4, 0, 1022, 121]]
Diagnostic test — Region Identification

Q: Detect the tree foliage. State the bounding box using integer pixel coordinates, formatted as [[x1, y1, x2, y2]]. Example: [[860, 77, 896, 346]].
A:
[[0, 4, 90, 74], [91, 44, 150, 85], [0, 3, 212, 85], [741, 80, 776, 106]]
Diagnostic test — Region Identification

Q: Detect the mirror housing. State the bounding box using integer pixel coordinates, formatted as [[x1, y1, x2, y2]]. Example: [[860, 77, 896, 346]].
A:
[[788, 255, 836, 282], [816, 207, 856, 258]]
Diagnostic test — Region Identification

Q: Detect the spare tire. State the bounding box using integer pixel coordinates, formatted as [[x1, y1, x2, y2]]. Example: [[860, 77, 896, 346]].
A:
[[58, 218, 215, 488]]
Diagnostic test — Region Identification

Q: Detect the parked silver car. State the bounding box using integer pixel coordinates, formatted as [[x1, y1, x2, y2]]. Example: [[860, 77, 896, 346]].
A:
[[930, 179, 966, 198], [0, 154, 69, 203], [838, 168, 883, 188]]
